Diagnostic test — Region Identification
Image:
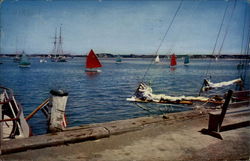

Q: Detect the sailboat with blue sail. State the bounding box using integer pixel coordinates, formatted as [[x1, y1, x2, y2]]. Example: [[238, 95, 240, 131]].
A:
[[19, 51, 31, 68], [116, 55, 122, 63], [184, 55, 190, 65]]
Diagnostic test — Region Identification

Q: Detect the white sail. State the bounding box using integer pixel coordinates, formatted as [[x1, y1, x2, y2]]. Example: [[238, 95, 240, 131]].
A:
[[155, 55, 160, 63], [127, 83, 209, 103], [202, 78, 242, 91]]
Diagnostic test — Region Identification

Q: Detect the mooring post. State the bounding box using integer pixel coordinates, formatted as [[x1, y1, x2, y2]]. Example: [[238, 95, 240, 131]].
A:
[[218, 90, 233, 130], [208, 90, 233, 132], [49, 90, 68, 132]]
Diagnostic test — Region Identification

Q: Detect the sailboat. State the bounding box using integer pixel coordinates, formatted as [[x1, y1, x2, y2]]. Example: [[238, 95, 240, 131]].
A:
[[170, 54, 177, 67], [215, 56, 218, 61], [85, 49, 102, 72], [1, 87, 31, 140], [155, 55, 160, 63], [184, 55, 190, 65], [13, 55, 21, 63], [116, 55, 122, 63], [199, 0, 246, 95], [19, 51, 31, 68], [40, 56, 48, 63], [50, 26, 67, 62], [154, 55, 160, 63]]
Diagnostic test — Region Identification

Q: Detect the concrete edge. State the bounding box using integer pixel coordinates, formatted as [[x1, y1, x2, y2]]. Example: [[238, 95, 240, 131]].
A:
[[1, 108, 209, 155]]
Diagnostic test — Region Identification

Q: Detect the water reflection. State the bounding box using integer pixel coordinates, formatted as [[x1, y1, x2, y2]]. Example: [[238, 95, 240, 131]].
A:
[[85, 71, 100, 78]]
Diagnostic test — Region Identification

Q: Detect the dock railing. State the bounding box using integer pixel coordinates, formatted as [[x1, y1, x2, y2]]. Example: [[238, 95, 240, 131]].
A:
[[208, 90, 233, 132], [201, 89, 250, 139]]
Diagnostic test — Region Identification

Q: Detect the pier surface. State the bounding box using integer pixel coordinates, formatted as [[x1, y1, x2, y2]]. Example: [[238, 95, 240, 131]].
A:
[[0, 107, 249, 161]]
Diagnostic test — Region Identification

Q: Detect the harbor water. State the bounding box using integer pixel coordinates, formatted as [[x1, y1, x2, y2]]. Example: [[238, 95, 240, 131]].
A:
[[0, 57, 249, 135]]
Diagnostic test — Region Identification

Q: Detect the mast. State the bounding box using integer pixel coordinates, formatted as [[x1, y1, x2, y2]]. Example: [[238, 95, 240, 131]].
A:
[[56, 25, 63, 56], [52, 28, 57, 56]]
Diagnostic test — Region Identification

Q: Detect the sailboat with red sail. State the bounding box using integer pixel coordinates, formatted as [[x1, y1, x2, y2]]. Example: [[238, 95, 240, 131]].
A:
[[85, 49, 102, 72], [170, 53, 177, 67]]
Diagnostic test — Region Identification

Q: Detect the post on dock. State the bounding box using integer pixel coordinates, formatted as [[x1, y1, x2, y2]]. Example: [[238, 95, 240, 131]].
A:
[[208, 90, 233, 132], [49, 90, 68, 132]]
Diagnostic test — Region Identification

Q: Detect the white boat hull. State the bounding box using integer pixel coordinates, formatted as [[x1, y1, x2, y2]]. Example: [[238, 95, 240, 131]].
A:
[[85, 68, 101, 72]]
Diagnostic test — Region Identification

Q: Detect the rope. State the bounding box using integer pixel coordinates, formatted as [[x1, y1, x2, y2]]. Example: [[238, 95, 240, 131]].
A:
[[142, 0, 183, 81], [242, 22, 250, 87], [202, 0, 237, 96], [217, 0, 237, 56], [240, 5, 247, 56], [205, 1, 230, 78]]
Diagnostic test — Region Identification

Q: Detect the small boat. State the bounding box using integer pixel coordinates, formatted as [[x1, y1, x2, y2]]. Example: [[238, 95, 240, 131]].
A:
[[116, 55, 122, 63], [1, 87, 69, 140], [85, 49, 102, 72], [40, 59, 47, 63], [170, 53, 177, 67], [184, 55, 190, 65], [0, 87, 31, 140], [155, 55, 160, 63], [50, 26, 67, 63], [40, 57, 47, 63], [19, 52, 31, 68], [57, 56, 67, 62], [126, 82, 224, 105], [13, 55, 21, 63]]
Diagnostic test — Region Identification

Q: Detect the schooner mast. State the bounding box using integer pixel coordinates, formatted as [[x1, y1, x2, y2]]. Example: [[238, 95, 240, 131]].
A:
[[52, 28, 57, 56], [57, 25, 63, 56], [51, 25, 67, 62]]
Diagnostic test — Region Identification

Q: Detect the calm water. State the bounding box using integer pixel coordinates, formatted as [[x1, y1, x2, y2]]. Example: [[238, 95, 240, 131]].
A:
[[0, 57, 249, 135]]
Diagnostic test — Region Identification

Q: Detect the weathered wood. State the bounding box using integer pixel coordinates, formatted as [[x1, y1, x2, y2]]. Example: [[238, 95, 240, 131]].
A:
[[208, 90, 233, 132], [25, 98, 49, 121], [229, 101, 250, 108], [1, 126, 109, 154], [1, 109, 209, 155], [49, 90, 68, 132], [219, 90, 233, 129]]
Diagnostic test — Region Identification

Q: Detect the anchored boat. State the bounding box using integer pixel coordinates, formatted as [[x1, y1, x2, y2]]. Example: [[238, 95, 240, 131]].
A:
[[50, 26, 67, 62], [19, 51, 31, 68], [184, 55, 190, 65], [85, 49, 102, 72], [169, 54, 177, 68], [154, 55, 160, 63], [116, 55, 122, 63], [0, 87, 31, 140], [0, 87, 68, 140]]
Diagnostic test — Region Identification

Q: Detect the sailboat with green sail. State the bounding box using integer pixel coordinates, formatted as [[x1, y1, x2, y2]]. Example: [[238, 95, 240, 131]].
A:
[[19, 51, 31, 68], [116, 55, 122, 63], [184, 55, 190, 65]]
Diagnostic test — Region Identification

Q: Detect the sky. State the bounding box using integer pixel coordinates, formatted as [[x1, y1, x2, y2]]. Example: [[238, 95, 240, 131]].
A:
[[0, 0, 249, 55]]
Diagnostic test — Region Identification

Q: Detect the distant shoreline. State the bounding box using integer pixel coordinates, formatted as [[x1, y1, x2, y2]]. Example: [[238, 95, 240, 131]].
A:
[[0, 54, 250, 59]]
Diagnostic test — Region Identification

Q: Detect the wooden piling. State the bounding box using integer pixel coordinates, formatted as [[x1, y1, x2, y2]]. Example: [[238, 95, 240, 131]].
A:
[[49, 90, 68, 132]]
